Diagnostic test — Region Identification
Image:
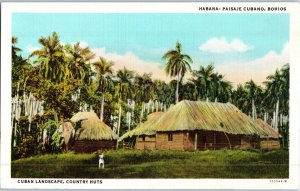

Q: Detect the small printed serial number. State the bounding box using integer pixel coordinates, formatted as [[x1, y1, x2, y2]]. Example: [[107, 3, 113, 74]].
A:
[[270, 179, 287, 183]]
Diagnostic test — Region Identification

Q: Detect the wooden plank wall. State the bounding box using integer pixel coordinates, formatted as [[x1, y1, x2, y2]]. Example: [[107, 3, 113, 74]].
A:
[[135, 136, 156, 150], [156, 131, 257, 151], [192, 131, 241, 150], [240, 135, 261, 150], [260, 139, 280, 150], [73, 140, 117, 153], [183, 132, 195, 151], [176, 130, 261, 151], [156, 132, 185, 150], [136, 131, 268, 151]]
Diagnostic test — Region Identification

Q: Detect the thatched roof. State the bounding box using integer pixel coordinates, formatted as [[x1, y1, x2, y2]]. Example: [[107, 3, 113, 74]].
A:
[[70, 112, 99, 123], [71, 112, 118, 141], [155, 100, 267, 136], [118, 112, 163, 142], [255, 118, 282, 138]]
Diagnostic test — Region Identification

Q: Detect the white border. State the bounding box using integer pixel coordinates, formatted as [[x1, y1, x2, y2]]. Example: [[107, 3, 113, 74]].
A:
[[1, 2, 300, 189]]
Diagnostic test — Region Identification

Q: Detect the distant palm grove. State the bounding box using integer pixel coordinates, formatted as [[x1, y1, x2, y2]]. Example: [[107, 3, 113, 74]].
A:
[[11, 32, 289, 159]]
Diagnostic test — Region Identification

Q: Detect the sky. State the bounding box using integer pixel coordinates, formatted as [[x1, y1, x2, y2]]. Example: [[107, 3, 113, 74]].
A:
[[12, 13, 289, 86]]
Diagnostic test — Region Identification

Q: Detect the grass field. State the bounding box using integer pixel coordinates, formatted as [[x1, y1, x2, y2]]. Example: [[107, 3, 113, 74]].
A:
[[11, 149, 288, 178]]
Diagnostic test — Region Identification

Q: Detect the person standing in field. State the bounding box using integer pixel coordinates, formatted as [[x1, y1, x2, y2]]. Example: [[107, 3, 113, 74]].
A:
[[99, 153, 104, 169]]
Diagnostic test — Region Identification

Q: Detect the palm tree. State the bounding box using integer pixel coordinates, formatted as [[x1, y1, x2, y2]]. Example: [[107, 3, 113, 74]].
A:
[[134, 73, 154, 103], [153, 80, 172, 105], [245, 80, 262, 119], [264, 70, 283, 107], [219, 80, 232, 103], [12, 37, 21, 60], [162, 41, 193, 104], [231, 84, 248, 112], [280, 64, 289, 115], [211, 72, 223, 102], [12, 37, 30, 94], [182, 82, 197, 101], [192, 64, 214, 101], [65, 42, 95, 82], [263, 64, 289, 147], [115, 67, 135, 102], [92, 57, 114, 121], [115, 67, 135, 143], [29, 32, 65, 83], [264, 65, 289, 129]]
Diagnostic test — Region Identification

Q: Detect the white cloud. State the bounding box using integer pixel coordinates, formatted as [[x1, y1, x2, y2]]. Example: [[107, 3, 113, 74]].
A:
[[199, 37, 253, 54], [91, 48, 171, 82], [25, 45, 40, 53], [217, 42, 289, 86]]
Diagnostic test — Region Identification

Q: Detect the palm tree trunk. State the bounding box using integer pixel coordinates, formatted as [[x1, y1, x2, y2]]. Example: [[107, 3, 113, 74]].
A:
[[100, 94, 104, 121], [272, 111, 276, 128], [175, 75, 179, 104], [275, 99, 280, 131], [252, 99, 255, 120], [118, 105, 122, 135], [206, 86, 209, 101], [128, 113, 131, 131], [140, 109, 143, 125], [13, 121, 17, 147], [116, 104, 122, 149]]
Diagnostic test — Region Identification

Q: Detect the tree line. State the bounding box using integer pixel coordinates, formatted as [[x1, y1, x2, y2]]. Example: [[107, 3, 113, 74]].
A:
[[11, 32, 289, 159]]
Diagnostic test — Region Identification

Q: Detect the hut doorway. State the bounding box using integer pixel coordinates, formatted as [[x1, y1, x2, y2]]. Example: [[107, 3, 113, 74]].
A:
[[198, 134, 207, 150]]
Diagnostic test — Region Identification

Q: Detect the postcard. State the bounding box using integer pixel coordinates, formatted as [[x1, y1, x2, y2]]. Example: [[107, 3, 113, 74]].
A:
[[1, 2, 300, 190]]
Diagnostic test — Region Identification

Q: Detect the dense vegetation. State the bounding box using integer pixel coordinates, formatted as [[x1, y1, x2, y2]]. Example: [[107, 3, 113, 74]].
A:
[[11, 32, 289, 159], [11, 150, 288, 178]]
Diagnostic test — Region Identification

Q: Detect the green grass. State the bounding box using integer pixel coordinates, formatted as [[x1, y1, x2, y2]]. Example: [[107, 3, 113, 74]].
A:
[[11, 149, 289, 178]]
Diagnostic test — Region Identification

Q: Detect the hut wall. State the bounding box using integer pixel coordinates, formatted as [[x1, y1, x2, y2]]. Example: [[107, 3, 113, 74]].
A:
[[260, 138, 280, 150], [74, 140, 117, 153], [188, 131, 241, 150], [240, 136, 252, 150], [183, 130, 263, 151], [227, 134, 242, 149], [183, 132, 195, 151], [156, 132, 185, 150], [240, 136, 260, 150], [135, 136, 156, 150], [215, 132, 240, 150], [155, 131, 261, 151]]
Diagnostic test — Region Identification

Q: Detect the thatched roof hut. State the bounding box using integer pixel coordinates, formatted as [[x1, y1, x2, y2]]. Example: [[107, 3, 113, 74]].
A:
[[255, 118, 281, 139], [119, 112, 163, 142], [70, 112, 118, 152], [155, 100, 267, 136], [255, 118, 281, 150], [71, 112, 99, 123], [150, 100, 268, 151], [71, 112, 118, 140], [119, 112, 163, 150], [76, 119, 119, 141]]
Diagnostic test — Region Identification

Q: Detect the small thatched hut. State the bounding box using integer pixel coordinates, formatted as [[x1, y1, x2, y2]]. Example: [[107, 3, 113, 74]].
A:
[[255, 118, 281, 150], [71, 112, 118, 153], [119, 112, 163, 150], [154, 100, 267, 151]]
